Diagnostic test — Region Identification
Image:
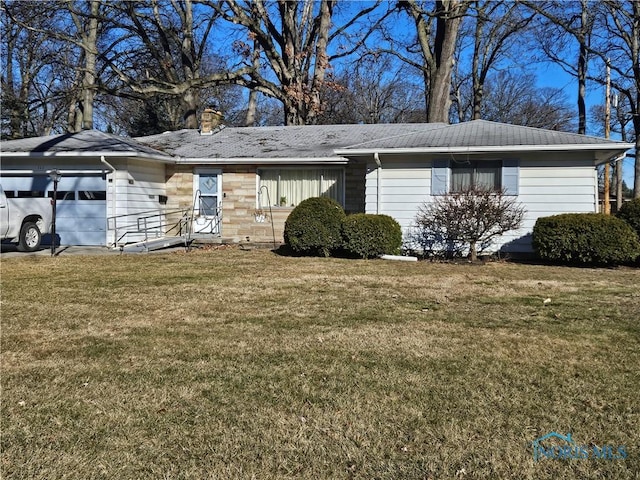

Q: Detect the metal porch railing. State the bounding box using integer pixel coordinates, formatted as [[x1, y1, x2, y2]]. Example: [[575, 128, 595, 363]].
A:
[[107, 208, 192, 248]]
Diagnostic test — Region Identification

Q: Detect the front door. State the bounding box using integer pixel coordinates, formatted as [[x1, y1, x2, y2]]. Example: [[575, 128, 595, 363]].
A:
[[193, 170, 221, 234]]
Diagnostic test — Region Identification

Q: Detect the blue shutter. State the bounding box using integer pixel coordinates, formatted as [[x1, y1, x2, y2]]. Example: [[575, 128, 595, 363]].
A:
[[502, 159, 519, 195], [431, 159, 450, 195]]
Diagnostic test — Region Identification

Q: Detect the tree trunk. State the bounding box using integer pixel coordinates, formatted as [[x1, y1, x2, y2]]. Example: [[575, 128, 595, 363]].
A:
[[66, 0, 100, 131], [181, 89, 199, 129], [245, 40, 261, 126], [469, 240, 477, 262], [427, 0, 466, 123], [284, 98, 306, 126], [576, 0, 588, 135], [471, 1, 483, 121]]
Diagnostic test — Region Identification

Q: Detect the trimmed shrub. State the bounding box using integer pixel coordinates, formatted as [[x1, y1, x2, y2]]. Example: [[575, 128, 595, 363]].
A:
[[342, 214, 403, 259], [283, 197, 346, 256], [616, 198, 640, 239], [532, 213, 640, 265]]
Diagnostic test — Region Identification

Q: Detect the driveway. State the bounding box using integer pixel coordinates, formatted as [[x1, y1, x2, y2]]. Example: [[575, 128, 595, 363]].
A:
[[0, 244, 190, 257]]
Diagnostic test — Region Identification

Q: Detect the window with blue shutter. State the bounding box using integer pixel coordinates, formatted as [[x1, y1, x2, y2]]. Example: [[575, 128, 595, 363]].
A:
[[432, 158, 520, 195]]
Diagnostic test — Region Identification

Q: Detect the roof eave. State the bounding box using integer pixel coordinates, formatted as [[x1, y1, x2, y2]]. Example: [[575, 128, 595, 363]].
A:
[[176, 156, 349, 165], [0, 151, 176, 163], [336, 143, 635, 156]]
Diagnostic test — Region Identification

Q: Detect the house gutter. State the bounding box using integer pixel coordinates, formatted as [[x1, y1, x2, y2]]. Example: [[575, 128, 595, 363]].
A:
[[175, 156, 349, 165], [374, 152, 381, 214], [335, 143, 635, 156], [1, 151, 176, 163], [0, 169, 105, 175], [595, 151, 629, 166]]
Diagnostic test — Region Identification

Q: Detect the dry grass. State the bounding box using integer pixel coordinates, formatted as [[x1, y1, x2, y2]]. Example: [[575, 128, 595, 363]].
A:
[[1, 248, 639, 479]]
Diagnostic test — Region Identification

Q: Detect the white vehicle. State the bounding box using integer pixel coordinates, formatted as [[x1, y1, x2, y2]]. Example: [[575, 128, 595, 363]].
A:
[[0, 185, 52, 252]]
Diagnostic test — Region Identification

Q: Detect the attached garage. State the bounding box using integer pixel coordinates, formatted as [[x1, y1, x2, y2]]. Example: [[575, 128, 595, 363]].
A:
[[0, 173, 107, 246], [0, 130, 174, 248]]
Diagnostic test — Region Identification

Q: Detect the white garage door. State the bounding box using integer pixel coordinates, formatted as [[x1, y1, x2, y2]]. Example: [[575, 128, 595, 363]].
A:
[[0, 174, 107, 246]]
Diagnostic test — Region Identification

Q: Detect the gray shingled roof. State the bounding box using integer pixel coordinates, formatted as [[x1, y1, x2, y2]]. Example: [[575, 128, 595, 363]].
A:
[[136, 123, 446, 160], [341, 120, 628, 151], [1, 129, 173, 160], [2, 121, 630, 165]]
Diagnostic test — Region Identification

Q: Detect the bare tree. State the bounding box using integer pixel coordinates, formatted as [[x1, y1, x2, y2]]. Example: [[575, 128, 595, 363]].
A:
[[103, 0, 252, 129], [2, 3, 71, 137], [206, 0, 387, 125], [415, 186, 526, 261], [472, 71, 575, 130], [396, 0, 469, 123], [523, 0, 595, 135], [317, 55, 424, 124], [589, 0, 639, 198], [467, 1, 535, 120]]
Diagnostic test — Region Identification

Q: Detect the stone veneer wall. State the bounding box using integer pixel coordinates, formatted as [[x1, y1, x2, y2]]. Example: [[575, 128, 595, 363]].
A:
[[221, 167, 288, 243], [164, 163, 367, 244]]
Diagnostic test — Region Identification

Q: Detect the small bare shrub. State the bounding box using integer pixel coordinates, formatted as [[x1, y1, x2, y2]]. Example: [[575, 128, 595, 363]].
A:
[[415, 186, 526, 261]]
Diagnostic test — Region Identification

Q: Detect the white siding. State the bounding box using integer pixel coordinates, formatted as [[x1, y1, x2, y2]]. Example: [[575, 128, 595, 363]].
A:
[[502, 156, 598, 252], [107, 159, 167, 244], [364, 152, 600, 253], [126, 159, 166, 212], [365, 156, 431, 235]]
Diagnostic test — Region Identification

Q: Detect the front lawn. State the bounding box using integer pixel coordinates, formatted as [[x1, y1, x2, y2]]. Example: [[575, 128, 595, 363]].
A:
[[1, 249, 638, 479]]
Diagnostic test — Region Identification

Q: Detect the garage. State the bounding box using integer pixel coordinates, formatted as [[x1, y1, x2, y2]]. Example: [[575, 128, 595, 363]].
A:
[[0, 173, 107, 246], [1, 130, 178, 249]]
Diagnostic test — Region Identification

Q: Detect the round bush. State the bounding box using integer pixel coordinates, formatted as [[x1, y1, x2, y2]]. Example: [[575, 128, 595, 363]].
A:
[[532, 213, 640, 265], [616, 198, 640, 239], [342, 214, 402, 259], [283, 197, 346, 256]]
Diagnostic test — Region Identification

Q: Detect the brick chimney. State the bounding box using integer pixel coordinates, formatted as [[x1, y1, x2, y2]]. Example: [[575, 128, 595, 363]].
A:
[[200, 108, 223, 135]]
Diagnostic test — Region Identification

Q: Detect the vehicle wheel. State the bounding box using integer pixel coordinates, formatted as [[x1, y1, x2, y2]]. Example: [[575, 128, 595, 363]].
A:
[[17, 222, 41, 252]]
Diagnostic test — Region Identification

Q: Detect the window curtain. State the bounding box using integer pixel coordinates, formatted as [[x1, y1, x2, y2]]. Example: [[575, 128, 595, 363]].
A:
[[259, 169, 343, 207], [259, 170, 278, 207], [475, 166, 499, 189], [451, 161, 501, 191], [451, 167, 473, 191], [320, 169, 343, 203]]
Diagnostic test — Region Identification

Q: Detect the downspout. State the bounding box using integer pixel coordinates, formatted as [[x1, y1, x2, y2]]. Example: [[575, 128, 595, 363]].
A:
[[100, 156, 117, 246], [374, 152, 381, 214]]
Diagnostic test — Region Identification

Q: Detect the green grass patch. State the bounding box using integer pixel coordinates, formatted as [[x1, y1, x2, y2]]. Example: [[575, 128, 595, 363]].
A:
[[1, 249, 638, 479]]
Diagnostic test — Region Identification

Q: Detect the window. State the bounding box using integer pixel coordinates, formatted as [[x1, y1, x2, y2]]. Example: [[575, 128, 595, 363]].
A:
[[48, 191, 75, 200], [17, 190, 45, 198], [451, 160, 501, 191], [258, 169, 343, 207], [78, 191, 106, 201], [432, 159, 519, 196]]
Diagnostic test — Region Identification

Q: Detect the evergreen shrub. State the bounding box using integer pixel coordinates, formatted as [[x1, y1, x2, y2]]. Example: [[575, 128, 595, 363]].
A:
[[616, 198, 640, 239], [283, 197, 346, 256], [532, 213, 640, 265], [342, 214, 403, 259]]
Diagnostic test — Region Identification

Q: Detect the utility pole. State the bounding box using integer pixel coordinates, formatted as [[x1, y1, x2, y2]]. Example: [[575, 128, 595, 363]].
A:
[[603, 60, 611, 215]]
